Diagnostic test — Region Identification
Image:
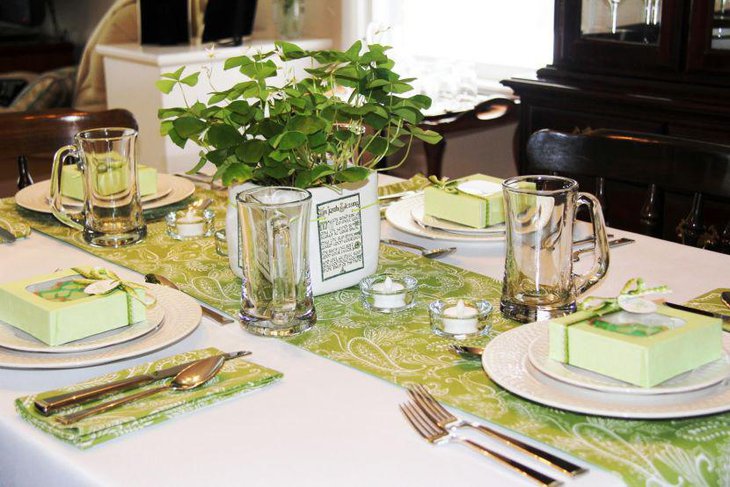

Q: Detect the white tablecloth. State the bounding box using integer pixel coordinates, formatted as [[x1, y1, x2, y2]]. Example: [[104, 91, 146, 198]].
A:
[[1, 176, 728, 487]]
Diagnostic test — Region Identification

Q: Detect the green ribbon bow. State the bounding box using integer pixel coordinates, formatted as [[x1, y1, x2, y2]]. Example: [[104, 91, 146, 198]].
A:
[[427, 175, 460, 193], [72, 267, 155, 307]]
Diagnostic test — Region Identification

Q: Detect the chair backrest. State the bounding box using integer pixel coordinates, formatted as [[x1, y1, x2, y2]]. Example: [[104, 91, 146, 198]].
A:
[[0, 108, 138, 197], [525, 129, 730, 252]]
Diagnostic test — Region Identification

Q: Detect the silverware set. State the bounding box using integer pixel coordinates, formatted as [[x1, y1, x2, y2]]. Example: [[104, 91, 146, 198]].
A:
[[400, 384, 587, 486], [35, 351, 250, 423]]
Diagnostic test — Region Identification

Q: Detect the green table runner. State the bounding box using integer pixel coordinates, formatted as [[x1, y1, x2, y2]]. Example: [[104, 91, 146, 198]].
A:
[[16, 348, 282, 449], [3, 192, 730, 485]]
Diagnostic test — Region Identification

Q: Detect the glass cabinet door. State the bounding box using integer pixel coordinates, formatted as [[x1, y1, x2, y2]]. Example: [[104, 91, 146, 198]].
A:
[[712, 0, 730, 50], [581, 0, 662, 45]]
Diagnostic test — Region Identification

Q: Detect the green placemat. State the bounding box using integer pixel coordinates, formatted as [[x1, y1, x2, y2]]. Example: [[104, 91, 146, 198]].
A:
[[16, 348, 282, 449], [687, 288, 730, 332], [4, 185, 730, 484]]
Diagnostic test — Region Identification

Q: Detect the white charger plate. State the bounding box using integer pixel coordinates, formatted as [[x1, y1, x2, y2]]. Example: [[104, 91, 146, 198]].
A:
[[14, 174, 195, 214], [527, 327, 730, 395], [0, 299, 165, 354], [0, 285, 201, 369], [483, 322, 730, 419], [385, 195, 505, 242]]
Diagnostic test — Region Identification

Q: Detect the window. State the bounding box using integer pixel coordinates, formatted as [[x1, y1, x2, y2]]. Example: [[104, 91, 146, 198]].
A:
[[366, 0, 554, 94]]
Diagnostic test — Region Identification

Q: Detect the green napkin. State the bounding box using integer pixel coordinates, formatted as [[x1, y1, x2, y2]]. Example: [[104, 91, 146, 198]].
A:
[[0, 199, 30, 240], [686, 288, 730, 332], [16, 348, 283, 449], [377, 174, 431, 197]]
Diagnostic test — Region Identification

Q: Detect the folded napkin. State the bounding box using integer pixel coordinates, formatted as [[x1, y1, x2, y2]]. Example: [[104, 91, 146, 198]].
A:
[[378, 174, 431, 197], [686, 288, 730, 332], [16, 348, 283, 449], [1, 200, 30, 240]]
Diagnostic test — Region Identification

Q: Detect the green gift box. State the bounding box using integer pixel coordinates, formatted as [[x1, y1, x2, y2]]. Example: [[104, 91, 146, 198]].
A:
[[423, 174, 504, 228], [61, 162, 157, 199], [548, 305, 722, 388], [0, 270, 146, 346]]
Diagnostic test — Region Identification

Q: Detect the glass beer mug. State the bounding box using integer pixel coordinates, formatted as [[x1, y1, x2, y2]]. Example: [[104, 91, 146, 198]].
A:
[[50, 128, 146, 247], [237, 186, 316, 337], [500, 175, 609, 322]]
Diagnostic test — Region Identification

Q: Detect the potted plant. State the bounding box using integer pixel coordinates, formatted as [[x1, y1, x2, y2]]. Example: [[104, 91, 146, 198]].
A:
[[157, 40, 441, 295]]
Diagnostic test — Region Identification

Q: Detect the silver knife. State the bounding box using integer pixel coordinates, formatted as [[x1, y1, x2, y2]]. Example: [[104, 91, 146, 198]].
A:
[[0, 226, 16, 243], [664, 302, 730, 322], [34, 351, 251, 415]]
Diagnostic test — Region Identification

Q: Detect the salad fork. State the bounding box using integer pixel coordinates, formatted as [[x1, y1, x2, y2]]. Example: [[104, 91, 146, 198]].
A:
[[408, 384, 587, 477], [400, 401, 560, 486]]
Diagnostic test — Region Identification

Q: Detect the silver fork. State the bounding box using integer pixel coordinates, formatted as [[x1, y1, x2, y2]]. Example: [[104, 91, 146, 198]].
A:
[[400, 402, 561, 486], [408, 384, 587, 477]]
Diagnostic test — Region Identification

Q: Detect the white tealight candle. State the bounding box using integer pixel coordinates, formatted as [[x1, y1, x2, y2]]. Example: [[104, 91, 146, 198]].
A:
[[371, 276, 406, 309], [441, 299, 479, 335], [176, 211, 205, 237]]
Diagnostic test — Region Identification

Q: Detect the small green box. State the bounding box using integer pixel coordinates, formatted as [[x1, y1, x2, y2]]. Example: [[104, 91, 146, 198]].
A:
[[423, 174, 504, 228], [548, 305, 722, 388], [0, 270, 146, 346], [61, 163, 157, 199]]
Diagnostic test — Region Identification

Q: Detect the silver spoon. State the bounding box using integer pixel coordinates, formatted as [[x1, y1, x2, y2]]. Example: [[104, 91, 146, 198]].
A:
[[450, 344, 485, 359], [144, 273, 235, 325], [191, 198, 213, 211], [381, 239, 456, 259], [57, 355, 225, 425]]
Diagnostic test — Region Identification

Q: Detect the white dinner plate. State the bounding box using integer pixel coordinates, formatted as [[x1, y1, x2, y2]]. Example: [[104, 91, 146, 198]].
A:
[[0, 299, 165, 354], [385, 195, 505, 242], [483, 322, 730, 419], [527, 328, 730, 395], [410, 205, 506, 236], [14, 174, 196, 214], [0, 285, 201, 369]]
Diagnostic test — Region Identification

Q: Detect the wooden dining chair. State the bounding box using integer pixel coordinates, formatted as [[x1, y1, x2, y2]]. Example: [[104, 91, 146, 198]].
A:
[[420, 96, 520, 178], [525, 129, 730, 253], [0, 108, 138, 198]]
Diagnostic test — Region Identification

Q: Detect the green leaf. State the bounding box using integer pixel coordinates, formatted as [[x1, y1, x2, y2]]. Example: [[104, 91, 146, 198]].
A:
[[287, 115, 326, 135], [276, 41, 307, 59], [155, 79, 176, 94], [205, 148, 230, 165], [208, 92, 229, 104], [408, 94, 432, 110], [364, 112, 388, 131], [345, 40, 362, 61], [188, 156, 208, 174], [310, 164, 335, 181], [273, 131, 307, 150], [393, 106, 421, 125], [411, 126, 443, 145], [235, 139, 268, 163], [221, 163, 254, 186], [161, 66, 185, 80], [224, 56, 251, 70], [262, 165, 293, 179], [180, 72, 200, 87], [160, 120, 174, 136], [158, 107, 186, 119], [167, 127, 186, 149], [172, 117, 206, 138], [334, 166, 370, 183], [207, 124, 242, 149]]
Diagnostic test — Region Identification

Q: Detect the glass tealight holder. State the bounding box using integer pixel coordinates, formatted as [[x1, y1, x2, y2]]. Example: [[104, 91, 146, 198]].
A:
[[429, 298, 492, 339], [165, 208, 215, 240], [359, 274, 417, 313]]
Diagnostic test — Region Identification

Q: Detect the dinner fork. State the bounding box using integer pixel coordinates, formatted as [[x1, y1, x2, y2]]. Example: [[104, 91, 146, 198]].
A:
[[400, 402, 560, 486], [408, 384, 587, 477]]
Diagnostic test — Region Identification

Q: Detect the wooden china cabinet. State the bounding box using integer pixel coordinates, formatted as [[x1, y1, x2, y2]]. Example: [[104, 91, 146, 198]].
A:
[[503, 0, 730, 246], [505, 0, 730, 173]]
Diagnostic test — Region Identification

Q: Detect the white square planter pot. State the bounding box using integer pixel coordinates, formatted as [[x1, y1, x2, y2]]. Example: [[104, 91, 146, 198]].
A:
[[225, 171, 380, 296]]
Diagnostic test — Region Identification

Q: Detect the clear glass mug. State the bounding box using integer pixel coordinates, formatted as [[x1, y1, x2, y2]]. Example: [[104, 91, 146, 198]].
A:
[[50, 128, 146, 247], [500, 175, 609, 323], [237, 186, 316, 337]]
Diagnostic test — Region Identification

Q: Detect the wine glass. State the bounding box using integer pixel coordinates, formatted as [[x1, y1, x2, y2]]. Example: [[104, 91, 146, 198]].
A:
[[606, 0, 623, 35]]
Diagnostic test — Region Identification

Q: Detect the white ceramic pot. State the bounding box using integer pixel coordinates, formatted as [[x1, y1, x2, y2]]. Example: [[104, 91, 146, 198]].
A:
[[225, 171, 380, 296]]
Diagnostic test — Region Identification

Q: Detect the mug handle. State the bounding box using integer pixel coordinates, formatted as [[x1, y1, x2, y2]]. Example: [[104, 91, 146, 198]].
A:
[[573, 192, 610, 295], [50, 144, 84, 230]]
